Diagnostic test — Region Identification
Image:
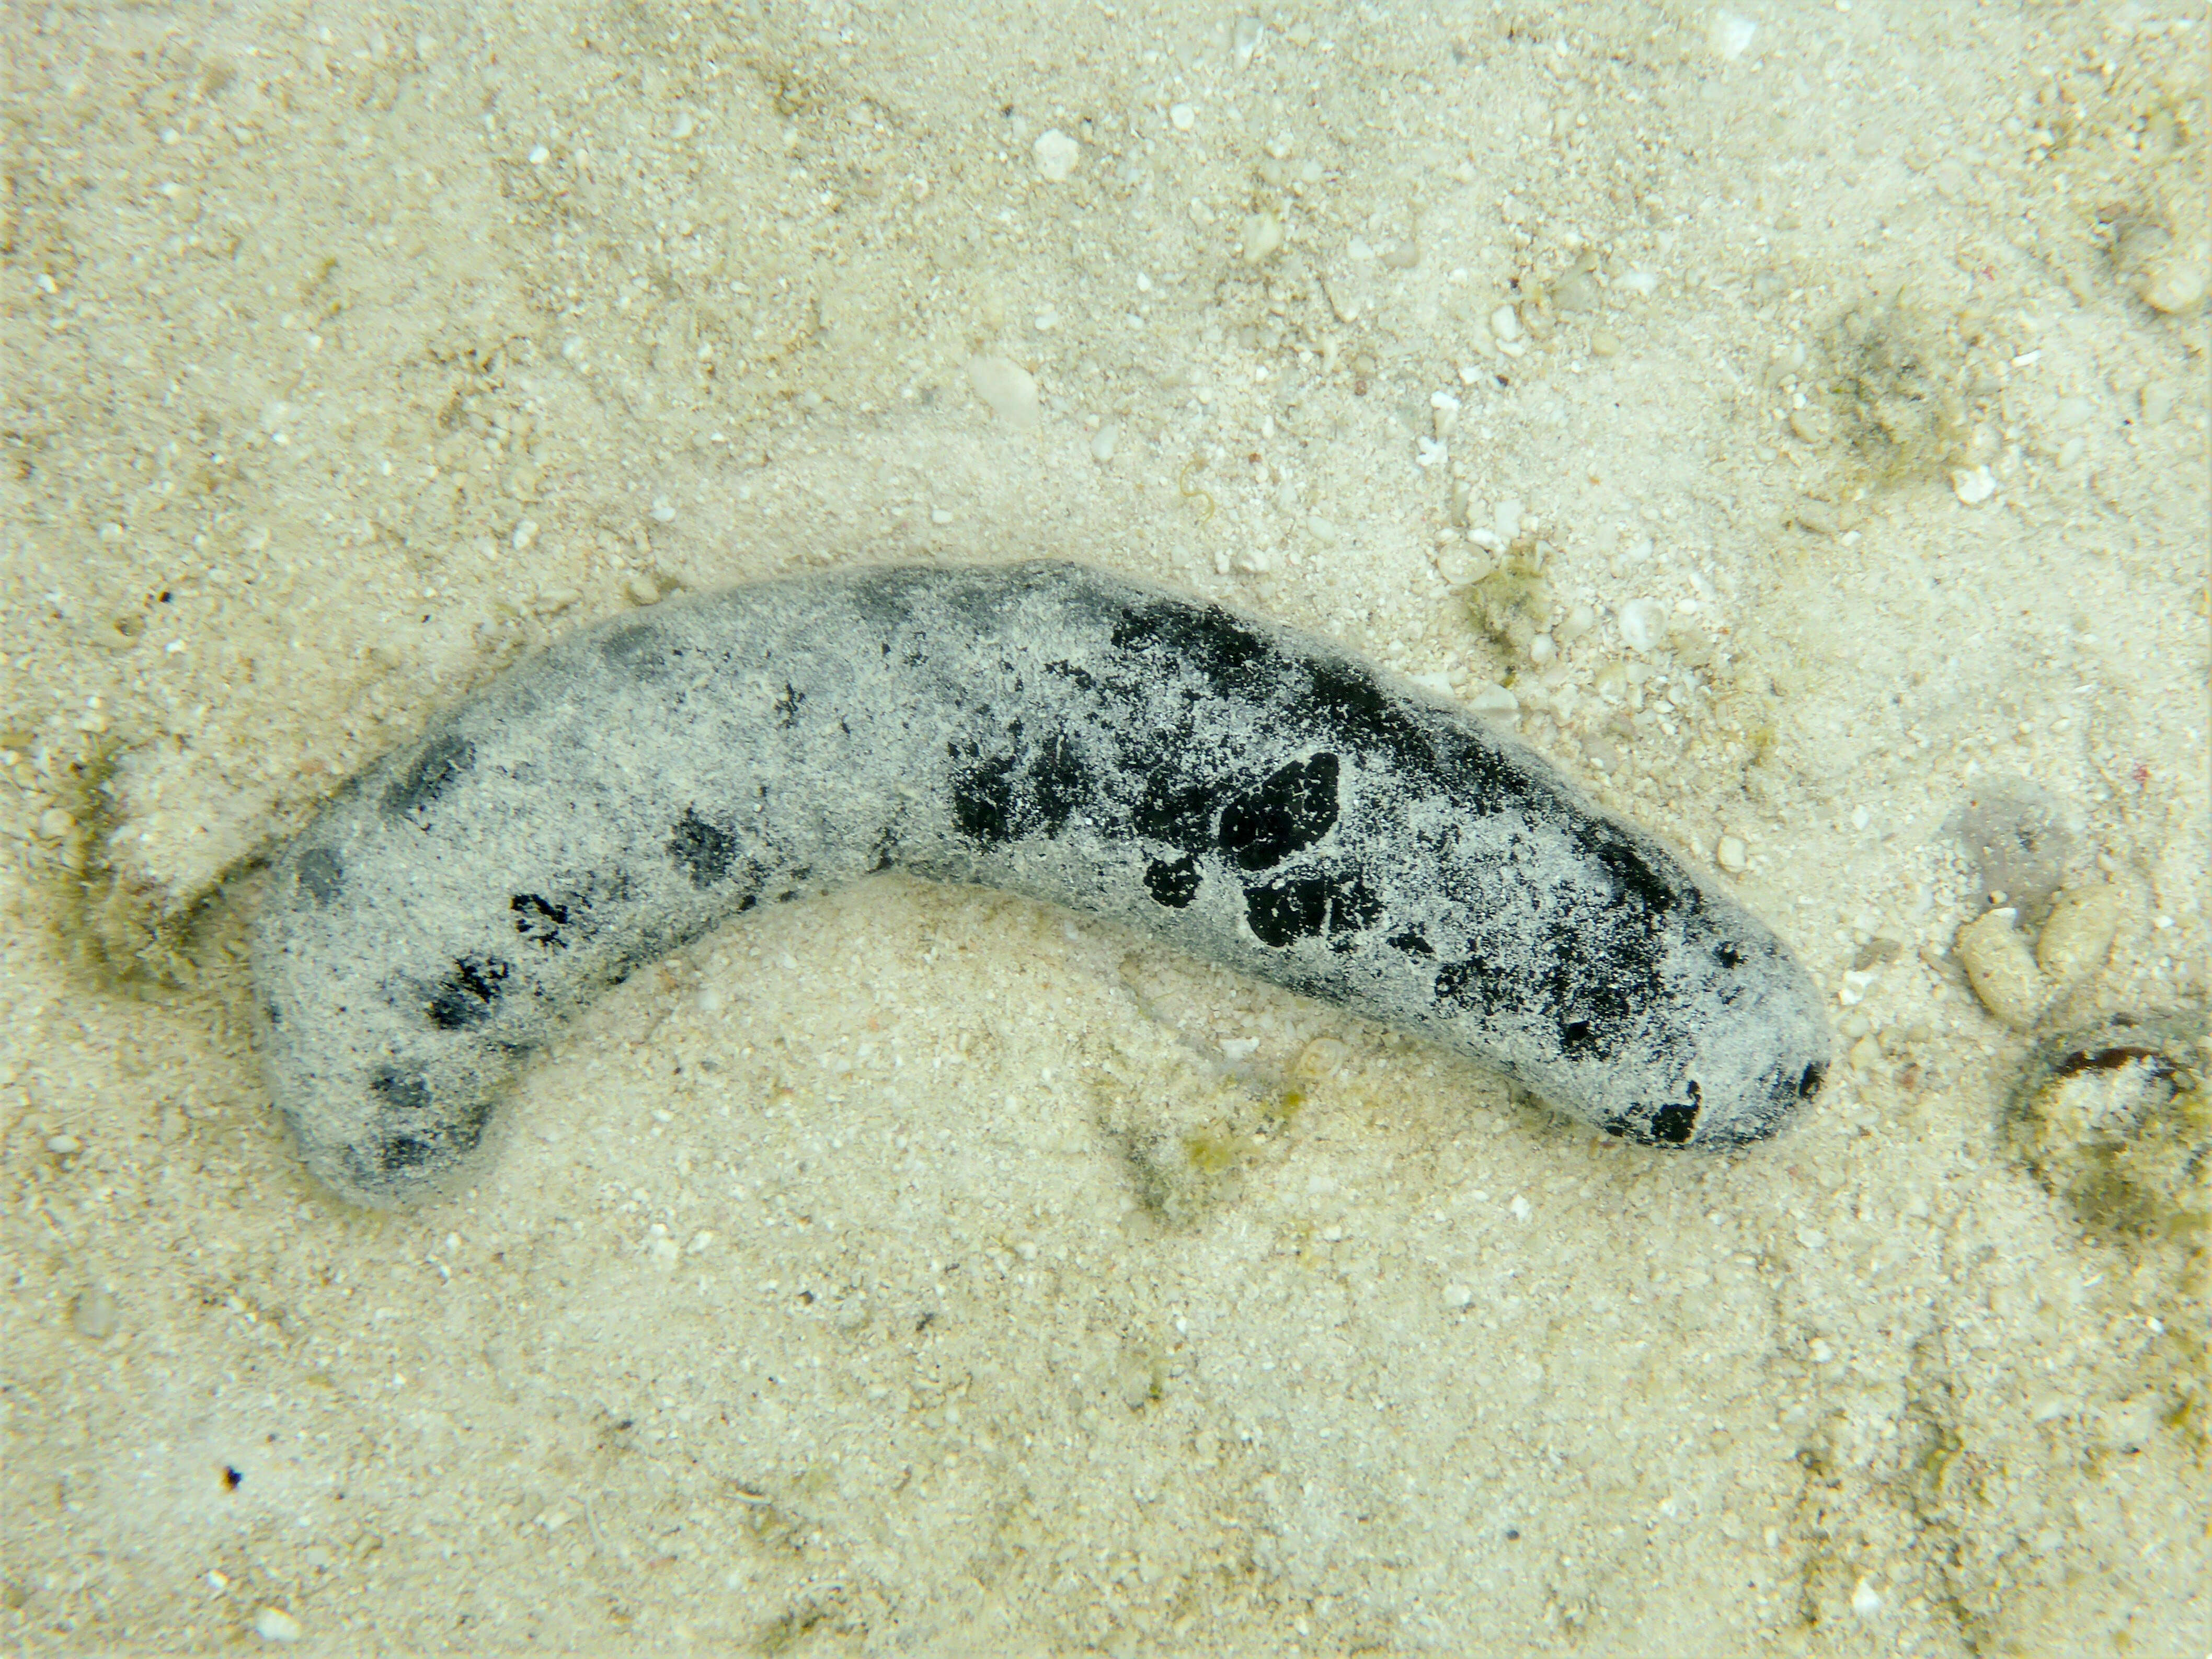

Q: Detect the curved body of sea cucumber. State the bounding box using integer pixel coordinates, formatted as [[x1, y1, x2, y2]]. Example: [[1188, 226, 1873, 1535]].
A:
[[252, 560, 1829, 1207]]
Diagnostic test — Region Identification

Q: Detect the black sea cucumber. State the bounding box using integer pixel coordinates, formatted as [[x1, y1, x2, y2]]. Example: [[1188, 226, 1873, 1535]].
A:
[[251, 561, 1829, 1207]]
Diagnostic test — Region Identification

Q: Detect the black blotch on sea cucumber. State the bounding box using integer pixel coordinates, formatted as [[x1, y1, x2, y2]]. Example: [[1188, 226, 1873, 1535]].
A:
[[1299, 658, 1406, 753], [1245, 874, 1330, 946], [378, 1134, 437, 1172], [512, 893, 571, 948], [602, 621, 666, 673], [1044, 658, 1099, 695], [1435, 953, 1501, 1013], [1026, 730, 1092, 837], [1108, 599, 1277, 687], [1136, 779, 1220, 850], [1716, 941, 1744, 969], [669, 809, 738, 887], [1599, 1090, 1700, 1146], [1560, 1019, 1598, 1057], [1796, 1062, 1827, 1099], [1243, 868, 1382, 948], [426, 956, 509, 1030], [949, 726, 1095, 845], [1532, 915, 1659, 1061], [1580, 823, 1680, 917], [1145, 855, 1201, 908], [951, 748, 1021, 844], [370, 1065, 433, 1114], [1386, 928, 1434, 958], [372, 1086, 495, 1175], [295, 846, 345, 905], [382, 733, 475, 821], [1218, 754, 1340, 871]]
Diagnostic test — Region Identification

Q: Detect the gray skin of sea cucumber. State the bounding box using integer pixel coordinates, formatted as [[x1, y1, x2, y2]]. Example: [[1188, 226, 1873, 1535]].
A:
[[253, 560, 1829, 1208]]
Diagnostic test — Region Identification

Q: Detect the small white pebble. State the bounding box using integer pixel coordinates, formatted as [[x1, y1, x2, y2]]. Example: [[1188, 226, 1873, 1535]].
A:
[[253, 1607, 303, 1644], [1717, 836, 1748, 873], [1850, 1582, 1882, 1619], [2036, 884, 2121, 983], [1469, 684, 1519, 715], [1557, 602, 1595, 643], [1955, 909, 2045, 1030], [1709, 10, 1757, 59], [38, 807, 76, 839], [1509, 1195, 1533, 1222], [1033, 129, 1080, 181], [1528, 634, 1555, 666], [650, 497, 677, 522], [931, 508, 954, 525], [528, 145, 549, 166], [1493, 497, 1523, 539], [1489, 304, 1522, 342], [2138, 251, 2206, 315], [72, 1287, 120, 1341], [1170, 102, 1196, 131], [1951, 465, 1996, 506], [966, 355, 1041, 427], [510, 518, 539, 553], [1090, 421, 1119, 462], [1219, 1036, 1260, 1060], [625, 574, 660, 607], [1619, 598, 1666, 652], [1444, 1284, 1473, 1310], [1240, 211, 1283, 264]]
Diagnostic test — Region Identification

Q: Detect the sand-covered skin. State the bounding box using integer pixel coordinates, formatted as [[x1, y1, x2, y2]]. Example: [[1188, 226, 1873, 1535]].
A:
[[3, 4, 2207, 1654], [255, 561, 1826, 1206]]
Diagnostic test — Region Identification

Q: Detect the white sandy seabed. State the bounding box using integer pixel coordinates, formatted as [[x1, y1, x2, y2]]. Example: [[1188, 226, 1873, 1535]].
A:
[[2, 4, 2207, 1655]]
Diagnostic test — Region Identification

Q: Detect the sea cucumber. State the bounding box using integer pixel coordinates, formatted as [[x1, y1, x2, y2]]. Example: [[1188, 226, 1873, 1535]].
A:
[[251, 561, 1829, 1207]]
